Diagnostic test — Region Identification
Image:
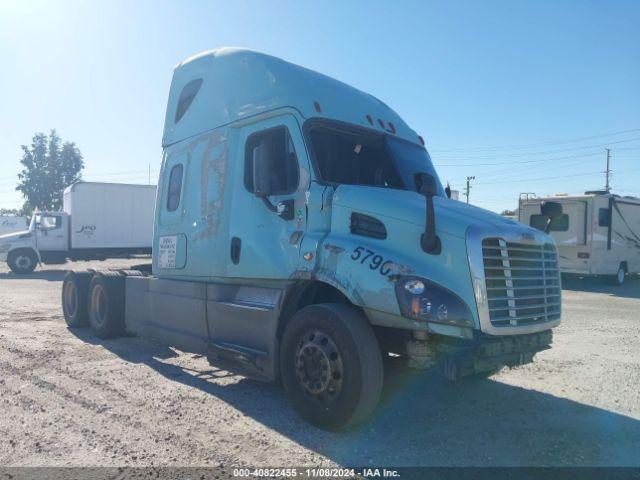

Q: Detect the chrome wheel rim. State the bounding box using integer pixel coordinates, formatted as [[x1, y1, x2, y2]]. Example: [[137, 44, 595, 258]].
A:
[[295, 330, 344, 403], [617, 268, 625, 284], [15, 255, 32, 270]]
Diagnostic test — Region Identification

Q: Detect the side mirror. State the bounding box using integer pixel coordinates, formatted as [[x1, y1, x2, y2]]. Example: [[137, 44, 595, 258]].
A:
[[415, 173, 438, 197], [252, 143, 272, 198], [541, 201, 563, 218], [540, 201, 563, 234], [414, 173, 441, 255]]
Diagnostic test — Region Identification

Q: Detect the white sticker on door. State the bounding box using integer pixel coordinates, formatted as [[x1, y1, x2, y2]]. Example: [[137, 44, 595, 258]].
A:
[[158, 235, 178, 269]]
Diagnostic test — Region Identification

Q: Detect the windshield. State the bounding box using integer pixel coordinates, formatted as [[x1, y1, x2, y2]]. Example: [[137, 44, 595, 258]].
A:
[[307, 123, 443, 195]]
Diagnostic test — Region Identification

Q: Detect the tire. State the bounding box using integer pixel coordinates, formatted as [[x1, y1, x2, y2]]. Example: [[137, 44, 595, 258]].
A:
[[7, 249, 37, 274], [88, 271, 126, 339], [61, 271, 92, 328], [610, 264, 626, 286], [280, 303, 383, 430]]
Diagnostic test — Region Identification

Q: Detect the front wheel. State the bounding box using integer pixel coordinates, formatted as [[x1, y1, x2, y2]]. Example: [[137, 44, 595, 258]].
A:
[[280, 303, 383, 430], [7, 250, 37, 274]]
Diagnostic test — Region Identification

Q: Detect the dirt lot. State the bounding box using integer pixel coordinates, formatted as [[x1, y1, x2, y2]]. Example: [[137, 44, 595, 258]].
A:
[[0, 259, 639, 467]]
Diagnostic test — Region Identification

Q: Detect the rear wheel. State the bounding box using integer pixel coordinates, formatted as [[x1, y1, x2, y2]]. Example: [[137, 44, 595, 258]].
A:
[[611, 264, 626, 286], [88, 272, 126, 338], [7, 250, 37, 274], [62, 271, 92, 327], [280, 303, 383, 430]]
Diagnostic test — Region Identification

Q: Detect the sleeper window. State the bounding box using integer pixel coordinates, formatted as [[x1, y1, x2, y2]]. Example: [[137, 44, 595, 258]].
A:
[[244, 127, 299, 195], [166, 164, 184, 212], [174, 78, 203, 123]]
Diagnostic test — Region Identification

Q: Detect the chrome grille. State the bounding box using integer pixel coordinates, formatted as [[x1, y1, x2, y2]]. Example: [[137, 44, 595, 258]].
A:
[[482, 238, 561, 328]]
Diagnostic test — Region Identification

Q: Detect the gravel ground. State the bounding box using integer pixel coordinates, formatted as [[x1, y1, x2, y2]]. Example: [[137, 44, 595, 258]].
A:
[[0, 259, 638, 467]]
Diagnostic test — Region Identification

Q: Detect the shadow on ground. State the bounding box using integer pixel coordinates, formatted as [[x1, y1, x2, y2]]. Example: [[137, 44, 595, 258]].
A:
[[69, 328, 640, 467], [562, 274, 640, 299], [0, 270, 67, 282]]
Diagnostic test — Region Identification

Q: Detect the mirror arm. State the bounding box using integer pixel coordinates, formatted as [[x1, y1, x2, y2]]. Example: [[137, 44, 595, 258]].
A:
[[420, 195, 441, 255], [260, 196, 278, 213], [260, 196, 294, 221]]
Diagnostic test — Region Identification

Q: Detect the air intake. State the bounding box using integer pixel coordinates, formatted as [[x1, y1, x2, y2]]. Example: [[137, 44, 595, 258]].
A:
[[350, 213, 387, 240]]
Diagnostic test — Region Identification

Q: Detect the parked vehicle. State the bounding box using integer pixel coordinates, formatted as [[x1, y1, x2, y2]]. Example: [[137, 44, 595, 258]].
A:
[[521, 191, 640, 285], [0, 215, 28, 236], [62, 48, 562, 429], [0, 182, 155, 273]]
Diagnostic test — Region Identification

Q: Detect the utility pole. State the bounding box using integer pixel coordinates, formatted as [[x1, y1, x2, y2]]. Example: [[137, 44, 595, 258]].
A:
[[465, 176, 475, 204], [605, 149, 611, 193]]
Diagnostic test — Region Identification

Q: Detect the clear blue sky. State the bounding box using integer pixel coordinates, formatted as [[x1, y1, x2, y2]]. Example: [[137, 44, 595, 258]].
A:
[[1, 0, 638, 213]]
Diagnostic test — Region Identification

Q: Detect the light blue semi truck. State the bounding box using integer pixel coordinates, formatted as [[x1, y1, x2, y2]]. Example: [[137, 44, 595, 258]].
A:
[[62, 48, 562, 429]]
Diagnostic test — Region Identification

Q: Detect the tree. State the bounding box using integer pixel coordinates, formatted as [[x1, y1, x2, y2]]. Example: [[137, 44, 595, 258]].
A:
[[16, 130, 83, 215], [500, 209, 516, 216]]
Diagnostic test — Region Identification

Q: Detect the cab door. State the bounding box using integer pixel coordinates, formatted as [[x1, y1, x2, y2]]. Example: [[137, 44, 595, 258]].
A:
[[227, 114, 310, 279], [35, 213, 67, 251]]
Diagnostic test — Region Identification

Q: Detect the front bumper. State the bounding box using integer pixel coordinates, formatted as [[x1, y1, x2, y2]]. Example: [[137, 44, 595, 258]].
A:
[[438, 329, 553, 380]]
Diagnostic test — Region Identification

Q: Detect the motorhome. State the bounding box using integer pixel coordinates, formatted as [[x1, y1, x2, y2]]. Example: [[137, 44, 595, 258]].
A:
[[520, 191, 640, 284], [0, 182, 155, 273], [61, 48, 563, 429], [0, 215, 28, 236]]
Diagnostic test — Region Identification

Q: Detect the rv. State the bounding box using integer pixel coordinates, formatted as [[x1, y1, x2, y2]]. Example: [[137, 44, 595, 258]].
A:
[[520, 191, 640, 285], [61, 48, 563, 429], [0, 182, 155, 274]]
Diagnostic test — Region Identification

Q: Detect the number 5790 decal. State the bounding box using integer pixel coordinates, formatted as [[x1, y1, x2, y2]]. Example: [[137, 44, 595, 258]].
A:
[[351, 246, 393, 276]]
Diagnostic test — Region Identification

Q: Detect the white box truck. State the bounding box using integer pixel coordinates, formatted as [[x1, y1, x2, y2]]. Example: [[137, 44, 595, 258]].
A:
[[0, 216, 29, 235], [0, 182, 156, 273], [520, 191, 640, 284]]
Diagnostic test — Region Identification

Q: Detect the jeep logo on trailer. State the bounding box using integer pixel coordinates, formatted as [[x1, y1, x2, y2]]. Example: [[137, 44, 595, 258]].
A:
[[76, 225, 96, 236]]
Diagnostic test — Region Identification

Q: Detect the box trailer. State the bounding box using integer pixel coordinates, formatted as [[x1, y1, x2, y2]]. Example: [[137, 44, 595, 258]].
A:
[[0, 182, 155, 273], [520, 191, 640, 284], [60, 48, 562, 430], [0, 215, 28, 236]]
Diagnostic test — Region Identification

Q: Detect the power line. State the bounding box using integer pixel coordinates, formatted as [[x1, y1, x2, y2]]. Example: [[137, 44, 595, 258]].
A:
[[434, 150, 603, 167], [430, 128, 640, 153], [433, 136, 640, 161]]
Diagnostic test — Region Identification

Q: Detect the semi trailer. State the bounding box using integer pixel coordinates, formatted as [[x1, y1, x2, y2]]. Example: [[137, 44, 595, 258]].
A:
[[61, 48, 563, 429], [0, 182, 155, 273], [521, 191, 640, 285]]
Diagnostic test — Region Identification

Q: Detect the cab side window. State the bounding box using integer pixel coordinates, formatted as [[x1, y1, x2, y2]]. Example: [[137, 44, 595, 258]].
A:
[[244, 127, 299, 195], [40, 216, 61, 230], [166, 164, 184, 212]]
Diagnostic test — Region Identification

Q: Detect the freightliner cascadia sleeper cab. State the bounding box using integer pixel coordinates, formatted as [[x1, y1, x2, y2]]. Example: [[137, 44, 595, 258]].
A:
[[62, 48, 562, 429]]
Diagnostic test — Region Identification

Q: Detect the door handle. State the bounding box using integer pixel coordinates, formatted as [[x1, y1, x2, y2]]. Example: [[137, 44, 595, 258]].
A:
[[230, 237, 241, 265]]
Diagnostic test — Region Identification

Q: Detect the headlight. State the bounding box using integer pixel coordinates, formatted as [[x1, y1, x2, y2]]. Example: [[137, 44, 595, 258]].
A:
[[395, 276, 473, 327]]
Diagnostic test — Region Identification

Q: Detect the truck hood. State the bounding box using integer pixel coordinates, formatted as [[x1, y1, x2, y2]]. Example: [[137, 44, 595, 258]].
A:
[[332, 185, 524, 239], [0, 230, 30, 242]]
